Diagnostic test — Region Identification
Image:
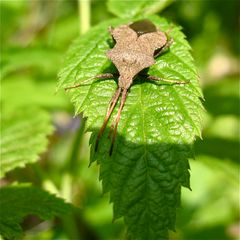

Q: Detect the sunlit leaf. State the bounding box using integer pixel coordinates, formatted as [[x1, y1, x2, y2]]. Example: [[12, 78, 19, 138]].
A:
[[1, 76, 69, 111], [1, 47, 60, 78], [57, 16, 204, 239], [107, 0, 174, 18], [0, 108, 53, 178]]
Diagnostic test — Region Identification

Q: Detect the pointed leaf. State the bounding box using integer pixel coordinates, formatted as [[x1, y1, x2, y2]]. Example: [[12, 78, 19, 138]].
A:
[[0, 108, 53, 178], [0, 184, 71, 239], [57, 15, 204, 239]]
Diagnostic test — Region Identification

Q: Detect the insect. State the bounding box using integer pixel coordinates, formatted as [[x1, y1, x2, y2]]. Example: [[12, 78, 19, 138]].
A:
[[65, 19, 189, 155]]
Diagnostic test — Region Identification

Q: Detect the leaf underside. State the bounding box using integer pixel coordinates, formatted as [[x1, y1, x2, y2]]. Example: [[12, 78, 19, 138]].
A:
[[0, 108, 53, 178], [58, 15, 204, 239], [0, 184, 71, 239]]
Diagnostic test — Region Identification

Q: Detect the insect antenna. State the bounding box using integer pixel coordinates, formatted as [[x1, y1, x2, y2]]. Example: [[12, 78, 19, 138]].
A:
[[95, 87, 122, 152]]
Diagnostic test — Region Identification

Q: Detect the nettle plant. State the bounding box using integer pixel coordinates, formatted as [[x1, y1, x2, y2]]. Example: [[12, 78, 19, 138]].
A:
[[57, 7, 204, 240]]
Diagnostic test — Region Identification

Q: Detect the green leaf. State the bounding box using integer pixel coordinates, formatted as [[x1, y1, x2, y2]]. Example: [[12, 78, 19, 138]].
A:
[[107, 0, 174, 18], [57, 16, 204, 239], [1, 76, 69, 111], [0, 108, 53, 178], [203, 78, 239, 116], [0, 184, 71, 239], [1, 47, 60, 78]]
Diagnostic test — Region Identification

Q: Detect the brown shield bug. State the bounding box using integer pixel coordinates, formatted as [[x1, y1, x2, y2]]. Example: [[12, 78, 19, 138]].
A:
[[65, 19, 189, 155]]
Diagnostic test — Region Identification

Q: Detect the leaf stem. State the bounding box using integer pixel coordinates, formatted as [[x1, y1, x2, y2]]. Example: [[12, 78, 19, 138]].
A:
[[67, 116, 86, 175], [61, 213, 80, 240], [60, 118, 86, 239], [78, 0, 91, 34], [60, 3, 90, 238]]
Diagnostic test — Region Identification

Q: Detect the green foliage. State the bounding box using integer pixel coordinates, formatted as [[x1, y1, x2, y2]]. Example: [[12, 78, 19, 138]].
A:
[[58, 15, 204, 239], [0, 108, 53, 178], [107, 0, 174, 18], [1, 76, 68, 112], [0, 184, 71, 239], [1, 0, 238, 239], [1, 47, 60, 78], [177, 155, 239, 240], [203, 78, 239, 117]]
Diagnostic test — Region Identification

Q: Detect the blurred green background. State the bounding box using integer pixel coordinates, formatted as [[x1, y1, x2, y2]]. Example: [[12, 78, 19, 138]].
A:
[[1, 0, 239, 239]]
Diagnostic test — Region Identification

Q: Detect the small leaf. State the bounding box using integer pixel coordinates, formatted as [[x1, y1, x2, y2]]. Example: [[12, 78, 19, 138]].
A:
[[58, 16, 204, 239], [0, 108, 53, 178], [0, 184, 71, 239], [1, 47, 60, 78], [107, 0, 174, 18], [1, 76, 69, 111]]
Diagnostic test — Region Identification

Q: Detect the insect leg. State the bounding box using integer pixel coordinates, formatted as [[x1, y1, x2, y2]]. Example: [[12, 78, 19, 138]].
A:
[[64, 73, 116, 91], [154, 37, 173, 58], [147, 75, 190, 84], [95, 87, 122, 152], [109, 88, 128, 155]]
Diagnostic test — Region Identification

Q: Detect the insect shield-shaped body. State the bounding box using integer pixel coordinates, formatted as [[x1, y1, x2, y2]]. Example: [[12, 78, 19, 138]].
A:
[[106, 20, 167, 89]]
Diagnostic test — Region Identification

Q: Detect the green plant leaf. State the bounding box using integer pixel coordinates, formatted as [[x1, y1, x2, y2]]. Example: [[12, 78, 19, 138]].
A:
[[57, 16, 204, 239], [107, 0, 174, 18], [1, 47, 60, 78], [0, 108, 53, 178], [0, 184, 71, 239], [1, 76, 69, 112]]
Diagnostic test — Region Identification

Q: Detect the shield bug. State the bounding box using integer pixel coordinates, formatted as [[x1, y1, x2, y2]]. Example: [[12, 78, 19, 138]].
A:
[[65, 19, 189, 155]]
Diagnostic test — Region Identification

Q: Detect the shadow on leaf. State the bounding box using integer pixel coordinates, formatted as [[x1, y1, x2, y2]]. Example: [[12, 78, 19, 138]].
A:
[[87, 127, 195, 239]]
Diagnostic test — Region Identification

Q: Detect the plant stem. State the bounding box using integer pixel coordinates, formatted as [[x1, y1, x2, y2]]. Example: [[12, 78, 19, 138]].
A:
[[78, 0, 91, 34], [68, 116, 86, 175], [61, 213, 81, 240], [60, 2, 91, 238], [61, 117, 86, 240]]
